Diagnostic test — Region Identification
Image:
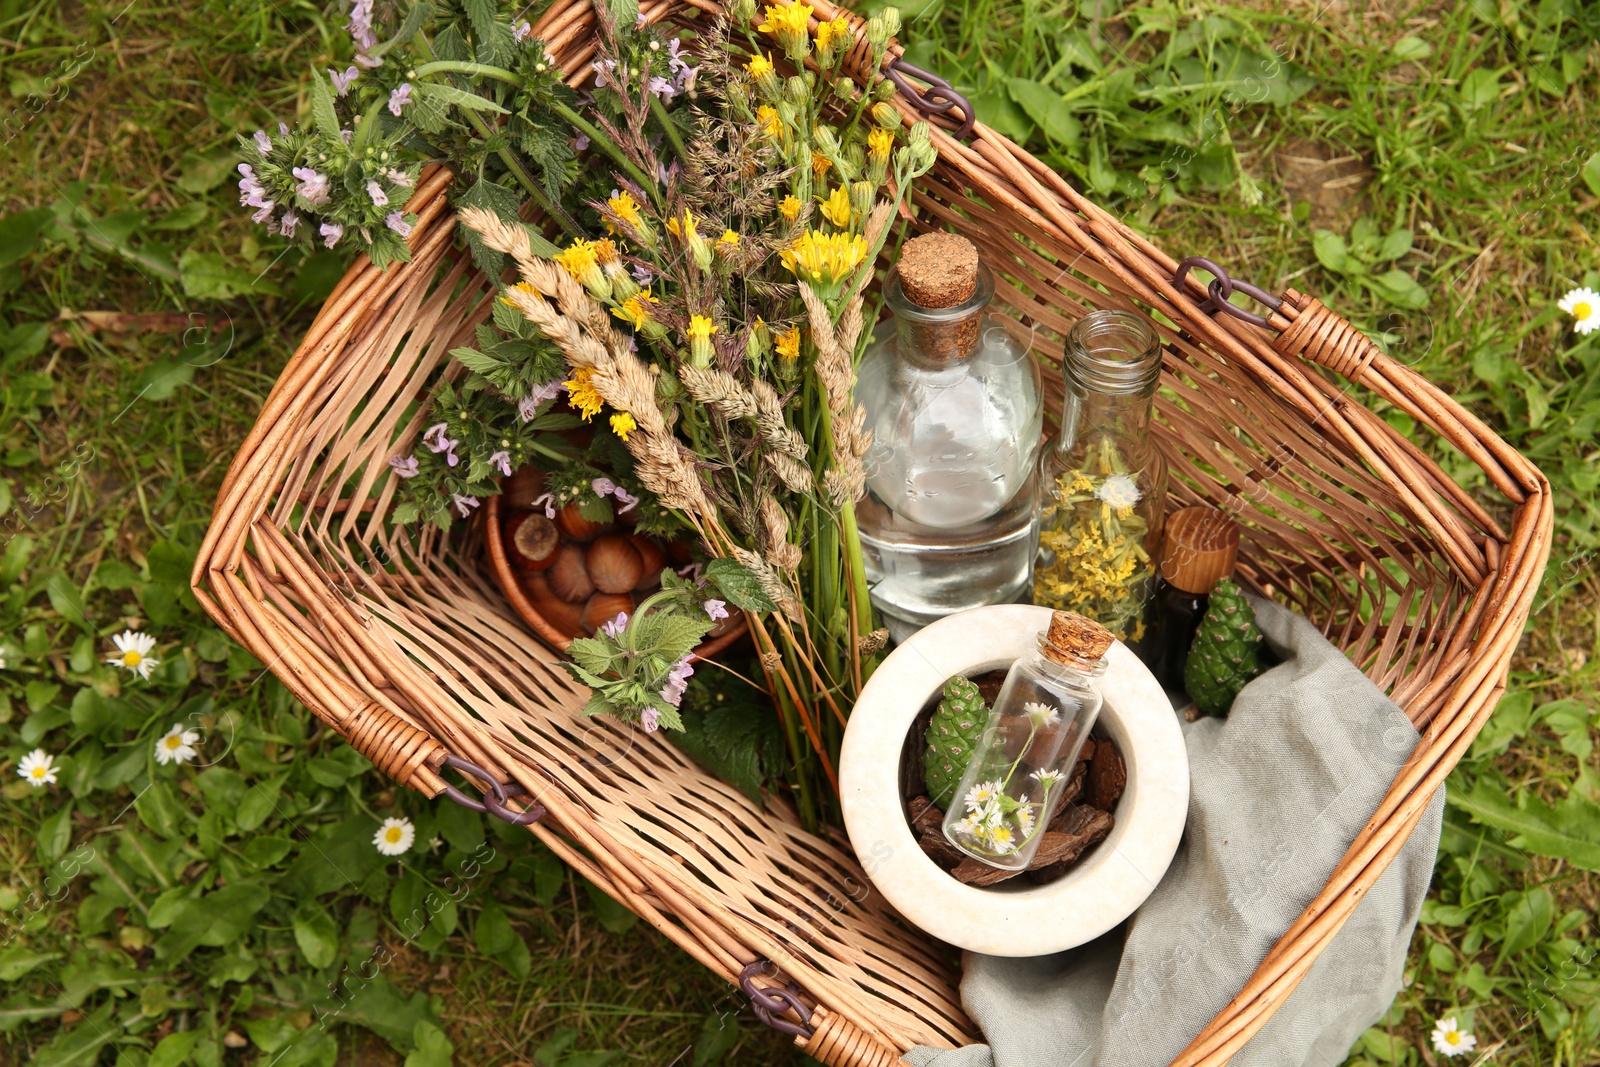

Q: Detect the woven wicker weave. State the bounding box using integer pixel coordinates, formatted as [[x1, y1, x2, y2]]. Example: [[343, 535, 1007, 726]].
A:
[[192, 1, 1553, 1062]]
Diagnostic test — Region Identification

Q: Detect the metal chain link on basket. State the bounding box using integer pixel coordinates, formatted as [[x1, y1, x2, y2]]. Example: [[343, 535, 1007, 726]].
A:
[[1172, 256, 1285, 329], [438, 753, 545, 825], [739, 959, 816, 1039], [882, 58, 976, 140]]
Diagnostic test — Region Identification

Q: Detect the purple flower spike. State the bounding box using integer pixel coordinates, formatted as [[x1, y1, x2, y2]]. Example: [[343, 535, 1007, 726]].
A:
[[531, 492, 557, 519], [385, 212, 412, 237], [279, 211, 299, 238], [488, 450, 513, 477], [641, 707, 660, 732], [660, 655, 694, 707], [253, 130, 272, 155], [388, 455, 419, 478], [591, 477, 616, 497], [600, 612, 629, 638], [613, 488, 638, 513], [320, 221, 344, 248], [250, 201, 276, 225], [704, 599, 728, 622], [366, 180, 388, 206], [512, 19, 532, 41], [452, 493, 480, 517]]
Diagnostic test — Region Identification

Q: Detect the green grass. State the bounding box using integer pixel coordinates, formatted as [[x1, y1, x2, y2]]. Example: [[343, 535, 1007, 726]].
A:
[[2, 0, 1597, 1063]]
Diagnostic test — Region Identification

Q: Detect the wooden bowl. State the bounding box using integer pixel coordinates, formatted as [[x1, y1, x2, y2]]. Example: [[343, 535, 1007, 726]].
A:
[[484, 491, 748, 657]]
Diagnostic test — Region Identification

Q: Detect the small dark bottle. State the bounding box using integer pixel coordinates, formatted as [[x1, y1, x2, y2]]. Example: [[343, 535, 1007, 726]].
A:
[[1140, 507, 1239, 692]]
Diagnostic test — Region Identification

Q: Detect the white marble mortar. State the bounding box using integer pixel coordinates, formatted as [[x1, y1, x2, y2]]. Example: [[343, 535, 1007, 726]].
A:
[[840, 604, 1190, 957]]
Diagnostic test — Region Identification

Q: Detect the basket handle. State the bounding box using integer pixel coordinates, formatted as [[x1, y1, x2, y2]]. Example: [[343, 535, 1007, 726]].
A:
[[1172, 257, 1384, 384], [738, 959, 909, 1066]]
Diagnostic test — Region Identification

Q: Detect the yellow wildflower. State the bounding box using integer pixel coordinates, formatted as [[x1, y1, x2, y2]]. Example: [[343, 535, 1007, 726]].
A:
[[868, 127, 894, 160], [780, 230, 868, 288], [818, 185, 851, 228], [687, 314, 719, 365], [756, 105, 785, 143], [717, 229, 740, 250], [555, 238, 609, 298], [813, 16, 852, 61], [609, 412, 638, 440], [564, 366, 605, 422], [746, 52, 775, 78], [811, 149, 832, 181], [611, 288, 661, 330], [758, 1, 814, 58], [778, 194, 802, 221], [606, 189, 643, 229], [774, 326, 802, 360]]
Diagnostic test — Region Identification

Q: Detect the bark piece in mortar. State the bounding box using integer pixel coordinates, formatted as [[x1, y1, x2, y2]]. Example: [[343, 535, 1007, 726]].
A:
[[1086, 737, 1127, 811]]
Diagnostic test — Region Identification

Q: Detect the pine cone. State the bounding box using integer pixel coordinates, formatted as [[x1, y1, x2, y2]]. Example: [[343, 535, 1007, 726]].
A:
[[923, 675, 990, 808], [1183, 578, 1265, 716]]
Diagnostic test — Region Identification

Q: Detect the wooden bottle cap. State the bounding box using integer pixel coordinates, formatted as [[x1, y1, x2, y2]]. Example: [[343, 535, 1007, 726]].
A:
[[1157, 507, 1239, 594], [898, 232, 978, 309], [1044, 610, 1115, 666]]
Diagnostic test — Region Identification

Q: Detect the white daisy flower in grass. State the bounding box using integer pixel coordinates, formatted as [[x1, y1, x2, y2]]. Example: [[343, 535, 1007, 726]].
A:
[[18, 749, 57, 787], [1430, 1017, 1477, 1058], [1095, 473, 1141, 510], [1023, 701, 1060, 728], [154, 724, 200, 765], [106, 630, 158, 679], [973, 799, 1003, 830], [373, 817, 416, 856], [962, 779, 1004, 814], [1559, 287, 1600, 334]]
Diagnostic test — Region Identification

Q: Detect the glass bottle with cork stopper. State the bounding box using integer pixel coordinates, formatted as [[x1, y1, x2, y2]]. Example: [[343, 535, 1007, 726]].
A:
[[1138, 507, 1240, 692], [941, 610, 1113, 872], [855, 231, 1042, 643]]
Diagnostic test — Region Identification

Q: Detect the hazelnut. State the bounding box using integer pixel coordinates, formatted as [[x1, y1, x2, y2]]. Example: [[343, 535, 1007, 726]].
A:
[[581, 592, 636, 635], [629, 534, 666, 589], [506, 512, 559, 571], [547, 543, 595, 603], [555, 501, 608, 542], [522, 571, 585, 636], [586, 535, 644, 594]]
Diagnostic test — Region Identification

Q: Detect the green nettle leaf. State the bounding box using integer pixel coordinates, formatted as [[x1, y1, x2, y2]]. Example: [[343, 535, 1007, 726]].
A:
[[1006, 78, 1081, 146], [0, 207, 54, 268], [1585, 152, 1600, 199], [1501, 886, 1554, 956], [405, 1020, 455, 1067], [36, 801, 74, 860], [147, 885, 200, 929], [341, 977, 442, 1051], [309, 70, 343, 140], [175, 148, 238, 194], [242, 834, 293, 869], [137, 780, 184, 838], [293, 904, 341, 968], [0, 945, 61, 981], [1375, 228, 1413, 262], [704, 558, 778, 612]]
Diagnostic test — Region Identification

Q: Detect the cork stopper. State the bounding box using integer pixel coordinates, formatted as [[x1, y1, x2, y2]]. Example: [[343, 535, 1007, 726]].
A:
[[1043, 610, 1115, 666], [1157, 507, 1240, 594], [898, 232, 979, 309]]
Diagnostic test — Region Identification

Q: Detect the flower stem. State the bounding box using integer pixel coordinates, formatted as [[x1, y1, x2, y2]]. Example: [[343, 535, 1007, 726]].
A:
[[551, 102, 661, 209], [648, 93, 687, 162], [413, 60, 523, 86]]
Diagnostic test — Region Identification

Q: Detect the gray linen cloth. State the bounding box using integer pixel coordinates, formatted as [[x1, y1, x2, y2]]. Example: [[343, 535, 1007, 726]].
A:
[[904, 597, 1445, 1067]]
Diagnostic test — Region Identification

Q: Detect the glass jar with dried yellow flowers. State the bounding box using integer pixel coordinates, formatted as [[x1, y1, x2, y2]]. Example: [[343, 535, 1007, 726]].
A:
[[1033, 310, 1168, 642]]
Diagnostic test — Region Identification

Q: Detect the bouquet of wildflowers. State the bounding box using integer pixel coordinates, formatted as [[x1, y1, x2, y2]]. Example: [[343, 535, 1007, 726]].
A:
[[241, 0, 935, 826]]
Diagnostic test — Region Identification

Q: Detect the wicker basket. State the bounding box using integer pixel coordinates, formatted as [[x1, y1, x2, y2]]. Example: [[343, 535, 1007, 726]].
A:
[[192, 1, 1553, 1062]]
